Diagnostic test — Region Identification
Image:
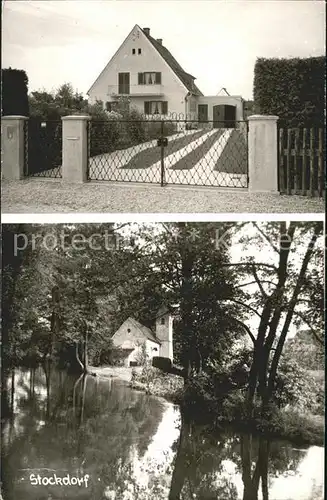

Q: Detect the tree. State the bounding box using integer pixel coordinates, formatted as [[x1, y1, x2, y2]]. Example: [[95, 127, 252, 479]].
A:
[[111, 222, 249, 380], [222, 222, 324, 415], [28, 83, 87, 119], [2, 68, 29, 116]]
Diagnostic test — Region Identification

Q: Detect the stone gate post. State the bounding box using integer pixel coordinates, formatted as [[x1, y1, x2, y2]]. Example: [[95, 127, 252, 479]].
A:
[[62, 115, 90, 182], [248, 115, 279, 193], [2, 116, 28, 180]]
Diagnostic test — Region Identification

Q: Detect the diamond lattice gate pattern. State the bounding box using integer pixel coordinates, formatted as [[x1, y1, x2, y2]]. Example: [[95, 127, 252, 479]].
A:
[[87, 120, 248, 188], [24, 118, 62, 178]]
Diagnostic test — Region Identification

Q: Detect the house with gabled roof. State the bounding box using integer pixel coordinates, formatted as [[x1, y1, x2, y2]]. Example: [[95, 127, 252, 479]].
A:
[[87, 25, 244, 125], [111, 307, 173, 367]]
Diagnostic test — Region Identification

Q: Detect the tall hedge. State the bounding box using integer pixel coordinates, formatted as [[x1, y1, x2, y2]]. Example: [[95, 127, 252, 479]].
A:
[[253, 56, 325, 127], [2, 68, 29, 116]]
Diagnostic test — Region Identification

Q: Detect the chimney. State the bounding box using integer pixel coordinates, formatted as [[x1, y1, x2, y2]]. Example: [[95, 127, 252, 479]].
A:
[[143, 27, 150, 36], [156, 38, 163, 45]]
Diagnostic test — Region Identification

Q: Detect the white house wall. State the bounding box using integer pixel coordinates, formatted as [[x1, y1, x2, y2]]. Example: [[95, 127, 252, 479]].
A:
[[88, 25, 188, 117], [111, 317, 160, 366], [146, 339, 160, 359], [111, 318, 146, 347], [123, 340, 159, 367]]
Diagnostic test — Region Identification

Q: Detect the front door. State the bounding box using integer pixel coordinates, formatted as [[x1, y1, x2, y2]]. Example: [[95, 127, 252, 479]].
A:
[[118, 73, 130, 94], [213, 105, 224, 128]]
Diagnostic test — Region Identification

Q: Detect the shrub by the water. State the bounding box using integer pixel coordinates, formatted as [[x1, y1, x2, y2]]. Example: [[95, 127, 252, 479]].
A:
[[131, 364, 183, 402]]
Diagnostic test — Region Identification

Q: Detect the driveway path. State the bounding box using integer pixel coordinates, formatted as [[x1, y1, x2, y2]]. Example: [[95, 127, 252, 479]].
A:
[[2, 179, 324, 213]]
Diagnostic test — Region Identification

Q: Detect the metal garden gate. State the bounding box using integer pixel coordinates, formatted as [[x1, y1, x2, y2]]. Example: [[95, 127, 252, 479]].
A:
[[24, 118, 62, 178], [87, 119, 248, 188]]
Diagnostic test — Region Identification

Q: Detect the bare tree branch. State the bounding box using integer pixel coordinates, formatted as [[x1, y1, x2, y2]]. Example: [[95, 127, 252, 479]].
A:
[[221, 262, 278, 272], [252, 222, 280, 254], [292, 310, 324, 346], [235, 280, 277, 289], [229, 316, 256, 345], [223, 299, 262, 318], [251, 264, 269, 299]]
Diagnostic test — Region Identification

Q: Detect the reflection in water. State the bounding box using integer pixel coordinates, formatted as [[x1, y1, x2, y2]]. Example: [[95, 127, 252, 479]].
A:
[[1, 366, 324, 500]]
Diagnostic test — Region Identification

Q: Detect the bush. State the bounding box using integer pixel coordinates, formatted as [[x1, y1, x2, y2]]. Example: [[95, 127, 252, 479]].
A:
[[89, 97, 178, 156], [274, 353, 324, 415], [2, 68, 29, 116], [265, 407, 324, 445], [131, 364, 183, 402], [253, 56, 325, 127]]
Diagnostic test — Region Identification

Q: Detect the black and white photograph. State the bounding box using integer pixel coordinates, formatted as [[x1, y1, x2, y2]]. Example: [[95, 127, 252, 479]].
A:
[[1, 0, 325, 213], [1, 222, 324, 499], [0, 1, 325, 499]]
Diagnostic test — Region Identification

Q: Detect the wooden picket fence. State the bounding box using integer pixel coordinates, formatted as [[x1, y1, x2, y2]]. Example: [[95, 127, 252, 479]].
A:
[[279, 128, 325, 197]]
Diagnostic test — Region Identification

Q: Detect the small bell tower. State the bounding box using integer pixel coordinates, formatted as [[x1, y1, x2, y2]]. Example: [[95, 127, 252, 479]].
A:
[[155, 306, 173, 361]]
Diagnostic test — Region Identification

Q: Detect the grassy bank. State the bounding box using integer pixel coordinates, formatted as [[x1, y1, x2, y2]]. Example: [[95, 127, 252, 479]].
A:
[[129, 365, 183, 404]]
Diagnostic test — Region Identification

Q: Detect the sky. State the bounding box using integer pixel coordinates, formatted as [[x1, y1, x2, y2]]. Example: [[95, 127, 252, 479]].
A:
[[2, 0, 325, 99]]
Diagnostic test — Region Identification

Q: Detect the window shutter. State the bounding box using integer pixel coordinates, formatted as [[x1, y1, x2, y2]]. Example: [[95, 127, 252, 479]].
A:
[[144, 102, 150, 114], [138, 73, 143, 84], [155, 72, 161, 84], [162, 101, 168, 115]]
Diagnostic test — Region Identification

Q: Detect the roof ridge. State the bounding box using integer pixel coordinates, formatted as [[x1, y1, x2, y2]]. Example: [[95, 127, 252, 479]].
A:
[[143, 29, 203, 96], [128, 316, 161, 344]]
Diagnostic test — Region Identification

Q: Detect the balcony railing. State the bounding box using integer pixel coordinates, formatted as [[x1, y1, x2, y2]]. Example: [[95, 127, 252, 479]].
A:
[[108, 84, 164, 97]]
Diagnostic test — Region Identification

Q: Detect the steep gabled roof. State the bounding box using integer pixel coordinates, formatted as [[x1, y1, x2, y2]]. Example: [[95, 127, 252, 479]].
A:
[[113, 317, 161, 345], [142, 28, 203, 96], [87, 25, 203, 97]]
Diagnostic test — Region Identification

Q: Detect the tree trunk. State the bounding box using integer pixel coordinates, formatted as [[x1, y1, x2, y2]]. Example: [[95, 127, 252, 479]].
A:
[[43, 360, 52, 419], [169, 413, 192, 500], [80, 375, 87, 426], [259, 439, 269, 500], [247, 222, 296, 415], [10, 369, 15, 417], [75, 342, 85, 373], [50, 285, 61, 358], [83, 328, 88, 373], [266, 224, 320, 403], [241, 433, 260, 500]]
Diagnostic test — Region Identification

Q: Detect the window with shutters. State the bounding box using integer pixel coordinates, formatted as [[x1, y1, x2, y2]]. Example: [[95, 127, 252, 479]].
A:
[[138, 72, 161, 85], [144, 101, 168, 115]]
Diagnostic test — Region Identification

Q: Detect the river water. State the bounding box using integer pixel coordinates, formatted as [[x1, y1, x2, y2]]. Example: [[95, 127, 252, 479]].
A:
[[1, 366, 324, 500]]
